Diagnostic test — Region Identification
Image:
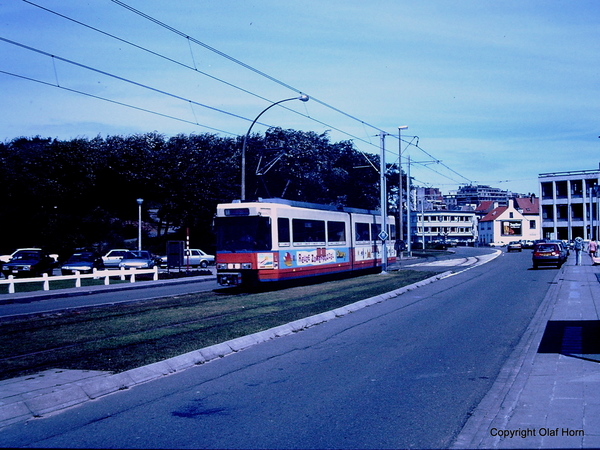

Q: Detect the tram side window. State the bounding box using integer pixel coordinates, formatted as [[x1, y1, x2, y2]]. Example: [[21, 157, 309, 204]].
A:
[[292, 219, 325, 245], [371, 223, 381, 240], [389, 223, 397, 240], [278, 218, 290, 247], [327, 221, 346, 244], [355, 223, 370, 242]]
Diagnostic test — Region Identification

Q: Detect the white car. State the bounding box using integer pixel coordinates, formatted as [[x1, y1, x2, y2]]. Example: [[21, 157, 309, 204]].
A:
[[160, 249, 215, 268], [102, 249, 133, 268], [185, 249, 215, 268], [118, 251, 156, 269]]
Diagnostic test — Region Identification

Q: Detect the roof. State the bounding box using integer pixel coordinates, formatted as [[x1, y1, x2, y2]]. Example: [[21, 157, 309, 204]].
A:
[[475, 201, 495, 212], [514, 197, 539, 215], [480, 206, 508, 222]]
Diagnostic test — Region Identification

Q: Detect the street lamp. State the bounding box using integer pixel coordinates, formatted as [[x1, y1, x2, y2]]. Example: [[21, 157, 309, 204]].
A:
[[241, 94, 309, 201], [136, 198, 143, 251]]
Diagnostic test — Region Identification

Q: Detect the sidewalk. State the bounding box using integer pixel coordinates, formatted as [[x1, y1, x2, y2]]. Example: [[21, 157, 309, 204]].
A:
[[453, 253, 600, 448]]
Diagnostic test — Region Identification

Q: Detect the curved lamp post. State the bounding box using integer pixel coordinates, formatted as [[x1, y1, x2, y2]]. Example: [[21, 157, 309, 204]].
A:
[[241, 94, 309, 201]]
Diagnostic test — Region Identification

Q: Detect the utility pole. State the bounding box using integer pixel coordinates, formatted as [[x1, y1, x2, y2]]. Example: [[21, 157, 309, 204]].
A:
[[380, 133, 388, 273], [407, 155, 412, 256], [398, 126, 408, 258]]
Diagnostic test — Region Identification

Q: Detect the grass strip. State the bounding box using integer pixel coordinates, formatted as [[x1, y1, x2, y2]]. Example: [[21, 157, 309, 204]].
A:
[[0, 270, 438, 380]]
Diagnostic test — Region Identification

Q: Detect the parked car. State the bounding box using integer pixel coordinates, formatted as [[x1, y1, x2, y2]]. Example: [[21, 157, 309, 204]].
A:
[[0, 249, 22, 264], [185, 249, 214, 268], [521, 240, 535, 249], [1, 249, 56, 278], [61, 252, 105, 275], [546, 239, 570, 256], [507, 241, 522, 252], [532, 242, 568, 269], [102, 249, 133, 268], [118, 250, 156, 269], [159, 248, 215, 268]]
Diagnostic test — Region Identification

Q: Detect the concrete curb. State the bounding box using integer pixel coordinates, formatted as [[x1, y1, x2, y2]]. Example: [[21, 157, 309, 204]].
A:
[[0, 270, 452, 428]]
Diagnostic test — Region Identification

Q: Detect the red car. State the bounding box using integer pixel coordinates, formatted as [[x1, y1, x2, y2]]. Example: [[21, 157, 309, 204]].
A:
[[532, 242, 567, 269]]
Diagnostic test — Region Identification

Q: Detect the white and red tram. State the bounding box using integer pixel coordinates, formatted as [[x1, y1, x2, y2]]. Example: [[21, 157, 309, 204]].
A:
[[215, 198, 396, 286]]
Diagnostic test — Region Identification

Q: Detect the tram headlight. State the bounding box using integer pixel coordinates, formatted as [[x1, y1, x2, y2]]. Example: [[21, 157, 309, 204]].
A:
[[216, 263, 253, 270]]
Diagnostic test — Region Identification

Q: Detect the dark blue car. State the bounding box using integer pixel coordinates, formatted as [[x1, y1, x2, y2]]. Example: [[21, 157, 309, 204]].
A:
[[61, 252, 105, 275], [1, 249, 56, 278]]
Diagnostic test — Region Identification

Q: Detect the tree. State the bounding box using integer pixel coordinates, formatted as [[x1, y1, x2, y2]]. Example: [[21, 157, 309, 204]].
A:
[[248, 128, 381, 210], [0, 129, 395, 256]]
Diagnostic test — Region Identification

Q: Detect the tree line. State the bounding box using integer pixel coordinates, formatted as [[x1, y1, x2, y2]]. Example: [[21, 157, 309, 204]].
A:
[[0, 128, 404, 257]]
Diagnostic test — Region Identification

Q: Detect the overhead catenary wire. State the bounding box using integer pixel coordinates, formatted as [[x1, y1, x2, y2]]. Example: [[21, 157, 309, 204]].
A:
[[412, 142, 472, 184], [381, 136, 472, 186], [13, 0, 475, 190], [21, 0, 385, 152], [21, 0, 280, 112], [0, 34, 385, 171], [0, 69, 236, 135], [3, 34, 470, 188], [0, 36, 261, 126], [108, 0, 398, 142]]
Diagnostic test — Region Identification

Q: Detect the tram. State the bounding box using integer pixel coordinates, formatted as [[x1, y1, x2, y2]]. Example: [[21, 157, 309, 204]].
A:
[[215, 198, 397, 287]]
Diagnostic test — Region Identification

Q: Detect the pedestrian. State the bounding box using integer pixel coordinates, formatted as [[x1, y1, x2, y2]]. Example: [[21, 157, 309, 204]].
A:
[[574, 236, 583, 265], [589, 239, 598, 259]]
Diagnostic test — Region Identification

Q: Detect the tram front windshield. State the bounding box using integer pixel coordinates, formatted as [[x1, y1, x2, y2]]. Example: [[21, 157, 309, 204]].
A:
[[216, 216, 272, 252]]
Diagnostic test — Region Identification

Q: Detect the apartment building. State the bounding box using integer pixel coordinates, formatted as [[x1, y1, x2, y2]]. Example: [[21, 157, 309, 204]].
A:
[[539, 168, 600, 241], [452, 184, 512, 208], [411, 210, 477, 245]]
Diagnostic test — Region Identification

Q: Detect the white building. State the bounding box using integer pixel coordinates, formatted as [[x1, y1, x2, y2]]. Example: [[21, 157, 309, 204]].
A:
[[411, 210, 477, 246], [539, 168, 600, 241], [478, 199, 539, 246]]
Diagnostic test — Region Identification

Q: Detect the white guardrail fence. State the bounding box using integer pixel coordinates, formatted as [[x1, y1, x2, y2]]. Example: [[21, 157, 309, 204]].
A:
[[0, 266, 159, 294]]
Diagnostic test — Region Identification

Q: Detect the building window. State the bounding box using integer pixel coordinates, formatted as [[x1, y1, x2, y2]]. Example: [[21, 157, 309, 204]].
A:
[[530, 220, 536, 229], [541, 182, 553, 199]]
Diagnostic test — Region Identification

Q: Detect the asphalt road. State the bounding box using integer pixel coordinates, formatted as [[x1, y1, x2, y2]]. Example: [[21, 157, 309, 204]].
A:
[[0, 249, 558, 448]]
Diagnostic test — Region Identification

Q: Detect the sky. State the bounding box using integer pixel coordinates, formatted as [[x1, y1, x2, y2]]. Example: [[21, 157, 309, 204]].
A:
[[1, 0, 599, 197]]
